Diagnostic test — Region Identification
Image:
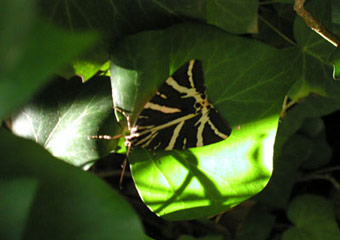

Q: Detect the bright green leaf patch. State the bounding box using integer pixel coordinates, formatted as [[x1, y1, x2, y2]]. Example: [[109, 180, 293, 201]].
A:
[[0, 129, 145, 240], [60, 47, 109, 82], [11, 76, 117, 166], [111, 23, 295, 219], [130, 115, 278, 220]]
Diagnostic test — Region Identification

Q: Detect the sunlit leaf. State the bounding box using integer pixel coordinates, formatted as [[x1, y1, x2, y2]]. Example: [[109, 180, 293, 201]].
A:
[[11, 76, 117, 166], [110, 23, 295, 219]]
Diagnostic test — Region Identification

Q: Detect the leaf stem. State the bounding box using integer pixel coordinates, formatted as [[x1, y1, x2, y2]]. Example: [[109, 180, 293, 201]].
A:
[[313, 166, 340, 174], [294, 0, 339, 47], [280, 96, 296, 118], [258, 15, 296, 46]]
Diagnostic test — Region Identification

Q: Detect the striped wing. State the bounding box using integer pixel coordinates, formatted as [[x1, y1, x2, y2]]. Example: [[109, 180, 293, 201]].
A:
[[128, 60, 231, 150]]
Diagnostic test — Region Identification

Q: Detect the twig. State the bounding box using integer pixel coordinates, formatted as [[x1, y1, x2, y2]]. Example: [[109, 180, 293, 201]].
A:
[[313, 165, 340, 175], [294, 0, 339, 47], [298, 173, 340, 190]]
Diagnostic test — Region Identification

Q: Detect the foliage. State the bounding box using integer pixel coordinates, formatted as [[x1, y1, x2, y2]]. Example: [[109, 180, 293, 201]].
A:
[[1, 0, 340, 239]]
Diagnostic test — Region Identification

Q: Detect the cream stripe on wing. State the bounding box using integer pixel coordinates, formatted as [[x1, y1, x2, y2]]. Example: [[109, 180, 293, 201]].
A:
[[195, 113, 210, 146], [207, 119, 229, 139], [165, 120, 185, 150], [166, 77, 200, 100], [136, 113, 196, 137], [187, 60, 196, 89], [144, 102, 181, 113]]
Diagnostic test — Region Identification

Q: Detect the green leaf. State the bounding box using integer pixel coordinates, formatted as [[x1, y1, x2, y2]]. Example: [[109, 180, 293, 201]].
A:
[[282, 194, 340, 240], [275, 94, 340, 155], [11, 76, 118, 166], [256, 135, 312, 208], [0, 129, 145, 240], [282, 227, 315, 240], [300, 127, 332, 170], [288, 194, 335, 224], [38, 0, 205, 39], [329, 47, 340, 80], [332, 0, 340, 24], [207, 0, 258, 34], [110, 23, 295, 219], [287, 0, 339, 100], [273, 0, 294, 3], [60, 46, 109, 82], [235, 205, 276, 240], [39, 0, 260, 38], [179, 235, 224, 240], [298, 117, 324, 138], [254, 4, 295, 48], [0, 0, 98, 119], [0, 178, 38, 240]]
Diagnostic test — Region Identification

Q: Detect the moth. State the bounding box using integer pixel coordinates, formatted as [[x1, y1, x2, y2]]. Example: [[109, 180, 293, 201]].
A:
[[124, 59, 231, 151], [93, 60, 231, 185]]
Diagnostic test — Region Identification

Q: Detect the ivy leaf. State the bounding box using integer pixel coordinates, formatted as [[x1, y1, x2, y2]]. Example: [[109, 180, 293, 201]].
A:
[[11, 76, 117, 166], [332, 0, 340, 24], [274, 0, 294, 3], [60, 46, 109, 82], [39, 0, 259, 39], [329, 47, 340, 80], [287, 0, 340, 101], [0, 129, 145, 240], [0, 178, 38, 240], [235, 205, 276, 240], [255, 134, 312, 208], [0, 0, 98, 119], [37, 0, 259, 80], [282, 194, 340, 240], [38, 0, 205, 39], [206, 0, 258, 34], [110, 23, 295, 219]]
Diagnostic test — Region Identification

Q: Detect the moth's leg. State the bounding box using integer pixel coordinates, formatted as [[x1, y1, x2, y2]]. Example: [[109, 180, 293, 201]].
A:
[[113, 106, 132, 131], [119, 141, 132, 189], [87, 134, 123, 140]]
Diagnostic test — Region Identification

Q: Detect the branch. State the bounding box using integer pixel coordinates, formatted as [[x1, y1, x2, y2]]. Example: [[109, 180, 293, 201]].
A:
[[294, 0, 339, 47]]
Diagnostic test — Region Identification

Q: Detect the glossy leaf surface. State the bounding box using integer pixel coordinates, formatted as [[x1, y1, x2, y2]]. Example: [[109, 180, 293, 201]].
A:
[[110, 23, 295, 219], [11, 76, 117, 166]]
